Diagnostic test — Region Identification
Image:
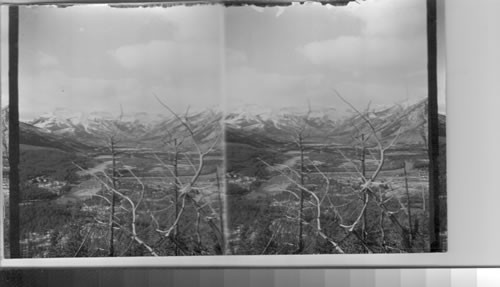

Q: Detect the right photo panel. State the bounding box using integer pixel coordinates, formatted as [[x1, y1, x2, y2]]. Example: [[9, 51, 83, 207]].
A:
[[224, 0, 446, 255]]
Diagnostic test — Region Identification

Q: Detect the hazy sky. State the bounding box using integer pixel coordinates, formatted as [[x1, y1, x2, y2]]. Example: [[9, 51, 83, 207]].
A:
[[0, 0, 443, 119], [226, 0, 429, 109]]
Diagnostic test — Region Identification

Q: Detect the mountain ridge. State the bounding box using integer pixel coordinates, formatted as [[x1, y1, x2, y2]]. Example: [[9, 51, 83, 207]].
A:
[[2, 99, 442, 153]]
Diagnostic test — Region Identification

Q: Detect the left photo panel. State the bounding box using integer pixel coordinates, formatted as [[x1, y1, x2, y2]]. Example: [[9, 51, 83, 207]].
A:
[[1, 4, 227, 258]]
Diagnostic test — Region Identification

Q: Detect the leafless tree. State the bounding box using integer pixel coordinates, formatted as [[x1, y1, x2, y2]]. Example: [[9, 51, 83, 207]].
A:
[[403, 161, 413, 248], [254, 90, 421, 253], [73, 99, 224, 256], [97, 106, 127, 256], [157, 128, 186, 256], [258, 159, 345, 254], [106, 135, 120, 256], [285, 101, 312, 253], [152, 96, 225, 255], [74, 162, 159, 256], [351, 124, 370, 249], [334, 89, 413, 250]]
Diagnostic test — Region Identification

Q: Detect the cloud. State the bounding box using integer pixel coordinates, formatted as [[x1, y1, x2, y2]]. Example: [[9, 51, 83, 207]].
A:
[[147, 5, 223, 43], [15, 5, 226, 117], [299, 0, 427, 80], [275, 7, 286, 18], [226, 65, 427, 111], [38, 51, 59, 67], [222, 0, 429, 110], [17, 66, 223, 119], [226, 67, 328, 108], [226, 48, 248, 67], [110, 40, 221, 78], [346, 0, 425, 37], [300, 34, 425, 72], [19, 70, 112, 118]]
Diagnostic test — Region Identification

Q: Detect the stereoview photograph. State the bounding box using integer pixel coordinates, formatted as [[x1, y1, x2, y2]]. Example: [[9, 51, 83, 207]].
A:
[[1, 0, 446, 259]]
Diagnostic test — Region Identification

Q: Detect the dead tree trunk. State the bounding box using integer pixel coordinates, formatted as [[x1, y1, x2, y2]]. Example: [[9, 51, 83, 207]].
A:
[[403, 163, 413, 249], [173, 139, 180, 256], [109, 137, 117, 257], [297, 134, 305, 253], [360, 134, 367, 243], [215, 169, 225, 254]]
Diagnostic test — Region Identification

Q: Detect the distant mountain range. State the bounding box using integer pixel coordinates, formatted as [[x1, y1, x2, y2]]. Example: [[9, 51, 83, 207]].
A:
[[2, 107, 92, 154], [1, 98, 445, 154], [225, 98, 442, 147], [2, 107, 222, 153]]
